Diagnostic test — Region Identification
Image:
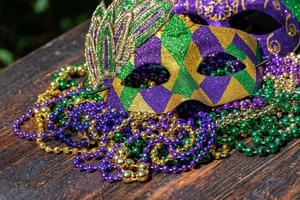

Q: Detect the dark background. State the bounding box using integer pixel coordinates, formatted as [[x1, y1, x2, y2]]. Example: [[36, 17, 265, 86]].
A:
[[0, 1, 298, 69], [0, 0, 112, 69]]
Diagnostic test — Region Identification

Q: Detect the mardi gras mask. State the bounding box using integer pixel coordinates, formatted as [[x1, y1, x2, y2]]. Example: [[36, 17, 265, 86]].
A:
[[85, 0, 299, 114]]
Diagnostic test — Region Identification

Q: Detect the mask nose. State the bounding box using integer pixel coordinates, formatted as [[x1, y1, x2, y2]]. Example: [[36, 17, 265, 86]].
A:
[[197, 52, 246, 76]]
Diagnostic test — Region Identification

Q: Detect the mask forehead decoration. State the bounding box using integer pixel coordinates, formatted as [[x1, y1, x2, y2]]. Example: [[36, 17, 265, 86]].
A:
[[85, 0, 174, 88], [172, 0, 300, 56]]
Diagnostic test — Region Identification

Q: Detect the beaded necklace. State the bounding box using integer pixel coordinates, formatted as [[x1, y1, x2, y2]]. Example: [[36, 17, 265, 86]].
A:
[[13, 53, 300, 183]]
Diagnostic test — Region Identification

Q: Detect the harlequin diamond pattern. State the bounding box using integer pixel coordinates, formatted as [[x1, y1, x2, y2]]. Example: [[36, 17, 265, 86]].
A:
[[200, 76, 231, 104], [231, 33, 257, 62], [107, 15, 261, 113], [171, 68, 199, 98], [140, 86, 172, 113], [160, 13, 192, 65]]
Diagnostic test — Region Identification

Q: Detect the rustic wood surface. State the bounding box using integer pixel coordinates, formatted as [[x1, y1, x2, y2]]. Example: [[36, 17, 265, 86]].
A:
[[0, 22, 299, 200]]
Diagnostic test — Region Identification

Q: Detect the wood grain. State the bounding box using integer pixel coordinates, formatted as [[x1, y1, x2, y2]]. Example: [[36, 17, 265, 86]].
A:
[[0, 22, 299, 200]]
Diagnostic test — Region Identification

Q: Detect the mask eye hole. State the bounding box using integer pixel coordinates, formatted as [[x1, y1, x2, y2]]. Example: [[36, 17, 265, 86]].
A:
[[185, 13, 209, 25], [197, 52, 246, 76], [122, 64, 170, 89], [229, 10, 282, 35]]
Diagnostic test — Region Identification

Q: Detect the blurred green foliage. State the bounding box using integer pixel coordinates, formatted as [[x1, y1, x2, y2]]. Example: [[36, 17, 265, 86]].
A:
[[0, 0, 112, 68]]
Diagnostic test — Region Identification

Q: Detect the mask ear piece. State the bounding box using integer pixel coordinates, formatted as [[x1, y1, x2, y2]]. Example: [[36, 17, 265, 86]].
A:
[[229, 10, 282, 35], [255, 56, 271, 69], [122, 64, 170, 89]]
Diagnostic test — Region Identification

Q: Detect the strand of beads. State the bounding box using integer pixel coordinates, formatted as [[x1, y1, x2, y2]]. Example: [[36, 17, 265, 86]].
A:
[[13, 64, 86, 140], [14, 64, 104, 155], [73, 110, 216, 183], [12, 53, 300, 184], [212, 54, 300, 158], [13, 64, 216, 183]]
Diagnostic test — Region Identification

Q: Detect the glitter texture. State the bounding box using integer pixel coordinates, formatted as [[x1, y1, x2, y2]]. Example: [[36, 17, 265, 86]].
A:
[[106, 14, 263, 113], [86, 0, 300, 114]]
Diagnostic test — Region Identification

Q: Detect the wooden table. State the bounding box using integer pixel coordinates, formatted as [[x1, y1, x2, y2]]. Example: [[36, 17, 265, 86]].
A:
[[0, 22, 299, 200]]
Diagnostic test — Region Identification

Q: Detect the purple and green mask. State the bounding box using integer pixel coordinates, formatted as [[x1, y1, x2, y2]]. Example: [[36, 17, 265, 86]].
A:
[[85, 0, 299, 114]]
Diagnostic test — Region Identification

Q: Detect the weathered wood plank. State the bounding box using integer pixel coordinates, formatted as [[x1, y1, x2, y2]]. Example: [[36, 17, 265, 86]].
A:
[[0, 22, 299, 200]]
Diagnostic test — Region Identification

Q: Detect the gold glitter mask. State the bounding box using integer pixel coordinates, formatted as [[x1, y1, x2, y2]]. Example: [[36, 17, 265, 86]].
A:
[[105, 15, 263, 113], [85, 0, 299, 114]]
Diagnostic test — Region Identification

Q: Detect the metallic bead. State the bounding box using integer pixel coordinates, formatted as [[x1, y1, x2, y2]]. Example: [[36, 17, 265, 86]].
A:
[[137, 162, 147, 170], [66, 66, 72, 72], [136, 169, 149, 182], [122, 170, 134, 183], [80, 148, 88, 154], [36, 138, 43, 143], [63, 147, 70, 154], [116, 158, 125, 166], [90, 148, 97, 153], [45, 146, 52, 153], [53, 147, 61, 154], [126, 159, 135, 167], [38, 142, 46, 150], [213, 152, 222, 160], [72, 148, 79, 155], [116, 148, 128, 158]]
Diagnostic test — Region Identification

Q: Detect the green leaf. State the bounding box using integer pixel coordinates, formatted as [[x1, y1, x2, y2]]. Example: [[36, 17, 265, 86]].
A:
[[0, 48, 14, 65], [34, 0, 49, 14]]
